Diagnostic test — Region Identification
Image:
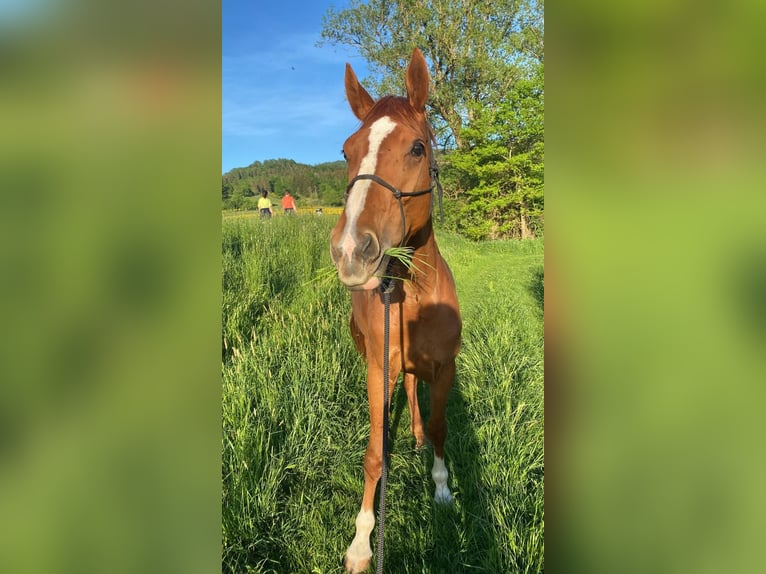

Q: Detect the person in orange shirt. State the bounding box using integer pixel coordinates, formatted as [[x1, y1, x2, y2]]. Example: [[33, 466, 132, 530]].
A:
[[281, 191, 297, 215]]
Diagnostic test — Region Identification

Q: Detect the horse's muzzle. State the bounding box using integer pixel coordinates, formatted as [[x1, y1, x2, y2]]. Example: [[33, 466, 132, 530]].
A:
[[330, 232, 383, 290]]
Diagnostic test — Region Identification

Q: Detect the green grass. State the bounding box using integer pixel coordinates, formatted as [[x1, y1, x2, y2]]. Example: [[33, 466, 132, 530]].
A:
[[222, 215, 544, 573]]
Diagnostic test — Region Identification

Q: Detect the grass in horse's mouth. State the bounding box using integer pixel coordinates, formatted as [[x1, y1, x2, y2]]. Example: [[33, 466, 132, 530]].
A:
[[304, 265, 338, 288], [307, 246, 432, 288], [383, 246, 415, 274], [381, 246, 433, 280]]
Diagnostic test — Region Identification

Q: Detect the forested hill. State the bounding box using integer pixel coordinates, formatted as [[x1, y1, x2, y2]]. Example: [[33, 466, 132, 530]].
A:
[[222, 158, 347, 210]]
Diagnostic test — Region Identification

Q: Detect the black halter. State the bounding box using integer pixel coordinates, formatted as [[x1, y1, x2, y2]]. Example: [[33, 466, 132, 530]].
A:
[[344, 155, 444, 250], [345, 172, 433, 201]]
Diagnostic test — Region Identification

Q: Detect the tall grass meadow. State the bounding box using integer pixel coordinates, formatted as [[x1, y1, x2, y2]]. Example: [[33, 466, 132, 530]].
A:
[[222, 214, 544, 573]]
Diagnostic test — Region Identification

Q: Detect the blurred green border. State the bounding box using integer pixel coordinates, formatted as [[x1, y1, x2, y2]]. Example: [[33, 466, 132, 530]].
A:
[[548, 1, 766, 572], [0, 2, 221, 572]]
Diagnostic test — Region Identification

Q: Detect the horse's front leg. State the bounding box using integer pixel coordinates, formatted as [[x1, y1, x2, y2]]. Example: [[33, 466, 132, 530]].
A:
[[344, 363, 398, 573]]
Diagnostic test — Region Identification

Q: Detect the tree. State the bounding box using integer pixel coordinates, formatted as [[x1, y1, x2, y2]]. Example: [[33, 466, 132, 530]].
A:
[[319, 0, 543, 149], [443, 63, 544, 239], [319, 0, 544, 240]]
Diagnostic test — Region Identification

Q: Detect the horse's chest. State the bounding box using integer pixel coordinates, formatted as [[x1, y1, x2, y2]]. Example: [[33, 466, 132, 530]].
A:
[[351, 288, 458, 367]]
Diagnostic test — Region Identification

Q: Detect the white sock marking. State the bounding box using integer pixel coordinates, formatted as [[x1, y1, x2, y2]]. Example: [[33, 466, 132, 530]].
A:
[[346, 508, 375, 567], [432, 455, 453, 504], [340, 116, 397, 260]]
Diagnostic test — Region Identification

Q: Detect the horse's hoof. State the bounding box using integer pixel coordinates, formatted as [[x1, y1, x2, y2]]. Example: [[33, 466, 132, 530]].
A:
[[343, 553, 371, 573], [434, 485, 453, 504]]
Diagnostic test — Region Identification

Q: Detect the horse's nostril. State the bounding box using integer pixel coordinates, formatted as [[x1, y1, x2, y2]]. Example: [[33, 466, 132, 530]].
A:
[[360, 233, 379, 260]]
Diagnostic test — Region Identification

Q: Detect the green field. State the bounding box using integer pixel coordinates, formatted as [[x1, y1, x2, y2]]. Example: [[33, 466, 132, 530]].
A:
[[222, 215, 544, 573]]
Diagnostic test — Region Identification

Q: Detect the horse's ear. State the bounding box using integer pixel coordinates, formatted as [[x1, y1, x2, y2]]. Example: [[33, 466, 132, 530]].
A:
[[405, 48, 429, 112], [345, 63, 375, 120]]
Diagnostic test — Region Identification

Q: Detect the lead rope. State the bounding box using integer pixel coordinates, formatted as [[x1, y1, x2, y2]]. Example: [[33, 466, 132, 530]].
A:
[[376, 279, 394, 574], [429, 160, 444, 226], [429, 131, 444, 226]]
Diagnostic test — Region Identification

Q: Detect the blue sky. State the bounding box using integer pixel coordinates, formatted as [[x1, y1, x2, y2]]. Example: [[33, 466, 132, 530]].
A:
[[222, 0, 370, 173]]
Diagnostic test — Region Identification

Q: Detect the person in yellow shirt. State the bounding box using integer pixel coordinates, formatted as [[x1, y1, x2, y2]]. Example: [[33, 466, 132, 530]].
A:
[[257, 189, 273, 218]]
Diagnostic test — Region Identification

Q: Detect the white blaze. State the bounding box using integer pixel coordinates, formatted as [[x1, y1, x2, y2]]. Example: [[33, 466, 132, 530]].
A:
[[339, 116, 397, 259]]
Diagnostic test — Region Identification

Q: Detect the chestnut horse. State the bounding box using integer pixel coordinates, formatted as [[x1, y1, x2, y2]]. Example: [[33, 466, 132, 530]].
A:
[[330, 48, 462, 573]]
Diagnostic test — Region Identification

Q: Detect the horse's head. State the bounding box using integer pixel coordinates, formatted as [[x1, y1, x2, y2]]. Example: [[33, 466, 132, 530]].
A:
[[330, 48, 434, 290]]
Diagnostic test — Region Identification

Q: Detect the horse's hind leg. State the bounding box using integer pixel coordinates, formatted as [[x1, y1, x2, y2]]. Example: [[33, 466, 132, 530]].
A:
[[403, 373, 425, 448], [427, 361, 455, 504]]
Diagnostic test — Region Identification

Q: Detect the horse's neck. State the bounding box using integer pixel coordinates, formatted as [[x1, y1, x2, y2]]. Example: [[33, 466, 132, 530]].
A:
[[408, 222, 443, 292], [414, 229, 439, 263]]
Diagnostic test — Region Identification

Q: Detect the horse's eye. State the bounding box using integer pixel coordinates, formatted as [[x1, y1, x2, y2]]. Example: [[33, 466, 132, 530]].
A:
[[341, 150, 348, 161], [411, 142, 425, 157]]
